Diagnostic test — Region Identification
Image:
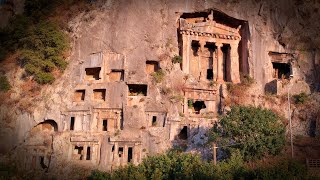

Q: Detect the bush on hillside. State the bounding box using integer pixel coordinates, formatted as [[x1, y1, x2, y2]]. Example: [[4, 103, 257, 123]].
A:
[[209, 105, 286, 160], [172, 55, 182, 64], [88, 150, 308, 180]]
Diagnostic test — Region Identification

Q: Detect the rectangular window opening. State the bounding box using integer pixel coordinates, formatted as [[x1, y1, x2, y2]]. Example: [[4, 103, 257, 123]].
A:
[[86, 147, 91, 160], [39, 156, 46, 169], [74, 90, 85, 101], [207, 69, 213, 80], [70, 117, 75, 131], [85, 67, 101, 81], [93, 89, 106, 101], [272, 62, 291, 79], [222, 44, 231, 82], [102, 119, 108, 131], [191, 40, 200, 56], [152, 116, 157, 126], [128, 84, 148, 96], [120, 112, 124, 130], [128, 147, 133, 163]]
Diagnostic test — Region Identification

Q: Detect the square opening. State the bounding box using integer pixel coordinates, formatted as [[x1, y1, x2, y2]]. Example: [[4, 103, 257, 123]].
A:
[[70, 117, 75, 130], [272, 62, 291, 79], [85, 67, 101, 81], [146, 61, 159, 74], [128, 84, 147, 96], [86, 146, 91, 160], [74, 90, 85, 101], [93, 89, 106, 101], [102, 119, 108, 131], [109, 70, 124, 82]]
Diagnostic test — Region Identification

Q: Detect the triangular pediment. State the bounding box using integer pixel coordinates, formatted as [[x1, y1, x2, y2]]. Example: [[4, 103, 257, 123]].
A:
[[180, 18, 240, 36]]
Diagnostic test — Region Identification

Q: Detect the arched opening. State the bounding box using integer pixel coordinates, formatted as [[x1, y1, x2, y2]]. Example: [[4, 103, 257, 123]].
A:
[[178, 126, 188, 140], [39, 119, 58, 132]]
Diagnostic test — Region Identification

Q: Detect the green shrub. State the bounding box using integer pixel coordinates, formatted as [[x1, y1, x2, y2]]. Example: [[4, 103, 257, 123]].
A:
[[293, 92, 309, 104], [254, 160, 307, 180], [0, 2, 69, 85], [209, 80, 216, 87], [240, 74, 255, 86], [88, 151, 309, 180], [209, 105, 286, 160], [15, 21, 67, 84], [34, 72, 55, 84], [188, 99, 193, 108], [172, 55, 182, 64], [0, 75, 11, 92], [151, 69, 165, 83]]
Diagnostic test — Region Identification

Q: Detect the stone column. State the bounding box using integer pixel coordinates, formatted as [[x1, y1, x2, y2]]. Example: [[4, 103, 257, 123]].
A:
[[116, 112, 121, 130], [230, 43, 241, 83], [216, 43, 224, 82], [183, 96, 188, 117], [114, 143, 119, 167], [83, 145, 87, 161], [123, 145, 128, 165], [182, 34, 191, 73]]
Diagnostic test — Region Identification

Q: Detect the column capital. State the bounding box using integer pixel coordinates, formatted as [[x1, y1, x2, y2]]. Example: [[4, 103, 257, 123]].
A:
[[215, 42, 223, 47], [230, 42, 239, 48]]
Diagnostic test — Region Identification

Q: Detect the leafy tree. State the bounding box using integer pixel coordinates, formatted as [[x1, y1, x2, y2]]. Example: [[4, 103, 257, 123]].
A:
[[209, 106, 286, 160]]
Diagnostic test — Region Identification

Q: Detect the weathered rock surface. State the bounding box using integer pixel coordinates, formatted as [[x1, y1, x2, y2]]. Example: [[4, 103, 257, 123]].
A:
[[0, 0, 320, 178]]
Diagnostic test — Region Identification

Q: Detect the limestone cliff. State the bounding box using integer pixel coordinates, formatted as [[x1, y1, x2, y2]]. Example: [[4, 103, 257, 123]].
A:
[[0, 0, 319, 178]]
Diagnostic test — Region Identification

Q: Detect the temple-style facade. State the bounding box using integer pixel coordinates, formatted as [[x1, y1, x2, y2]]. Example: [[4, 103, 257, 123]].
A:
[[179, 10, 241, 83]]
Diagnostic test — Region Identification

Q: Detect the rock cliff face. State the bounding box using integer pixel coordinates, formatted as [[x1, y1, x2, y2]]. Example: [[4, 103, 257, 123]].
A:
[[0, 0, 320, 178]]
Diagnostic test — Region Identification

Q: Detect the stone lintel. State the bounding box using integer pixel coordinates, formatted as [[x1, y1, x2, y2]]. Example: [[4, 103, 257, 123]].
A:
[[70, 136, 99, 142]]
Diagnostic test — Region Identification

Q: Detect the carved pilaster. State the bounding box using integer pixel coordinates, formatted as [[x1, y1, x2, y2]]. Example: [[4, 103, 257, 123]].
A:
[[182, 35, 191, 73], [230, 43, 241, 83]]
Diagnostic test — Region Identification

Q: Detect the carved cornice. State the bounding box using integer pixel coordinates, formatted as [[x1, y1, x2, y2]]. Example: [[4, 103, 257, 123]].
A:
[[180, 30, 241, 40]]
